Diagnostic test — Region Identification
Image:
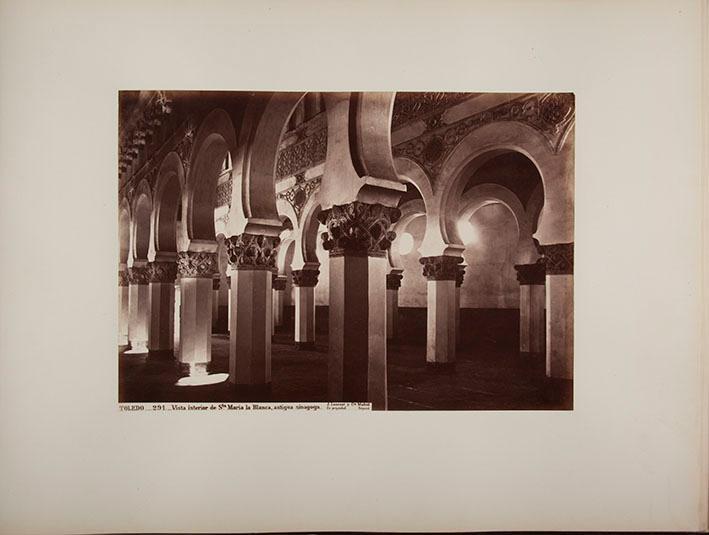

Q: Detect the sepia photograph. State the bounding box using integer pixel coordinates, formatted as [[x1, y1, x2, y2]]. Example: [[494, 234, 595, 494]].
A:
[[118, 90, 575, 410]]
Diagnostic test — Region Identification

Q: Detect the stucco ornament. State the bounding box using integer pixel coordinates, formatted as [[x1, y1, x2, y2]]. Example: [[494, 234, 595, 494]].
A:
[[318, 201, 401, 257], [118, 270, 130, 287], [225, 234, 281, 270], [386, 272, 403, 290], [127, 266, 150, 285], [292, 269, 320, 287], [147, 261, 178, 283], [176, 251, 218, 278], [536, 242, 574, 275], [514, 261, 546, 285], [455, 264, 466, 288], [419, 255, 463, 281]]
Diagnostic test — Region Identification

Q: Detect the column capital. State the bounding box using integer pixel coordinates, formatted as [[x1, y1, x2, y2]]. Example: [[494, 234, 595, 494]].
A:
[[272, 274, 287, 291], [225, 233, 280, 270], [536, 241, 574, 275], [455, 264, 466, 288], [318, 201, 401, 257], [514, 261, 546, 285], [292, 269, 319, 287], [212, 277, 221, 290], [419, 255, 462, 281], [147, 261, 178, 283], [118, 270, 129, 287], [386, 272, 403, 290], [176, 251, 218, 278], [127, 266, 150, 285]]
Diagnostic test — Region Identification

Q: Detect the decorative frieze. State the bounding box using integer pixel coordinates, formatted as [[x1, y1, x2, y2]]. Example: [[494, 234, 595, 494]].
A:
[[127, 266, 150, 285], [215, 179, 233, 208], [147, 261, 178, 283], [272, 275, 287, 291], [514, 262, 546, 285], [392, 92, 472, 129], [225, 233, 281, 270], [386, 272, 403, 291], [277, 175, 321, 219], [419, 255, 463, 281], [318, 201, 401, 257], [393, 92, 575, 177], [276, 125, 327, 179], [455, 264, 466, 288], [118, 270, 129, 287], [537, 242, 573, 275], [292, 269, 319, 288], [176, 251, 218, 278]]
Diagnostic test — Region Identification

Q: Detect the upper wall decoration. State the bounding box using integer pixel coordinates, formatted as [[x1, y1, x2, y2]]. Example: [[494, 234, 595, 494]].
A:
[[392, 92, 472, 129], [277, 174, 322, 220], [393, 93, 575, 178], [276, 126, 328, 180]]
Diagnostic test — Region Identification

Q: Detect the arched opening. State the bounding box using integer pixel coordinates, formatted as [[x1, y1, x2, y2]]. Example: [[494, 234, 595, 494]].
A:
[[189, 135, 228, 242], [133, 194, 152, 262], [119, 204, 130, 265], [155, 173, 181, 254]]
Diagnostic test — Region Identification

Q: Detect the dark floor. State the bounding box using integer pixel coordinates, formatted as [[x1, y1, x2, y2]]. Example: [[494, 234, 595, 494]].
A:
[[119, 331, 572, 410]]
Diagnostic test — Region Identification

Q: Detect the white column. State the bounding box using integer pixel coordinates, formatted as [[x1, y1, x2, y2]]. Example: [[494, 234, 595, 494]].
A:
[[126, 265, 150, 354], [515, 262, 546, 357], [420, 256, 461, 370], [272, 274, 286, 336], [147, 261, 177, 358], [292, 268, 319, 350], [118, 270, 129, 346], [538, 243, 574, 379], [385, 270, 403, 341], [455, 265, 465, 349], [175, 251, 226, 385], [321, 202, 399, 410], [226, 233, 280, 394]]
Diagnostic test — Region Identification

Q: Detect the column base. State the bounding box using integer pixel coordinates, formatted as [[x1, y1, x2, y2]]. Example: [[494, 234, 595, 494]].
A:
[[426, 362, 456, 374], [294, 341, 316, 351], [124, 341, 148, 355], [175, 362, 228, 387]]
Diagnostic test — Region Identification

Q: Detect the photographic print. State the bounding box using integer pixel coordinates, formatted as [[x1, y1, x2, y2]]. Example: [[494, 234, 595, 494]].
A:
[[118, 90, 575, 410]]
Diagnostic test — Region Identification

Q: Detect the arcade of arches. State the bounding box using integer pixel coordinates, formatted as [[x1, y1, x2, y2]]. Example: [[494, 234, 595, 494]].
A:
[[118, 91, 575, 410]]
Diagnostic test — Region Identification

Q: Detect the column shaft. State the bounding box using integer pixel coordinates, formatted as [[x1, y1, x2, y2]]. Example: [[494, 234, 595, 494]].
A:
[[127, 266, 150, 353], [118, 271, 129, 346], [148, 282, 175, 355], [294, 286, 316, 349], [420, 256, 462, 368], [230, 269, 272, 385], [225, 233, 281, 390]]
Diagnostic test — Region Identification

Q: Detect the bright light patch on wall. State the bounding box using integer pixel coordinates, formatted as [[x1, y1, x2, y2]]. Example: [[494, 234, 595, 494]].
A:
[[457, 219, 479, 245], [397, 232, 415, 255]]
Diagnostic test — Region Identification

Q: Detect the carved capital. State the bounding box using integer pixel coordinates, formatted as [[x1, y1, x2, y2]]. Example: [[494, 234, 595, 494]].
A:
[[537, 242, 573, 275], [292, 269, 319, 287], [386, 272, 403, 290], [127, 266, 150, 285], [212, 278, 221, 290], [318, 201, 401, 257], [419, 255, 462, 281], [118, 270, 129, 287], [455, 264, 466, 288], [272, 275, 287, 291], [147, 261, 178, 283], [225, 233, 281, 270], [514, 262, 546, 285], [176, 251, 218, 278]]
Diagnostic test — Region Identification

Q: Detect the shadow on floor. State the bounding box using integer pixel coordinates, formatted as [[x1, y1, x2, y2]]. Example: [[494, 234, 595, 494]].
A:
[[119, 332, 572, 410]]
